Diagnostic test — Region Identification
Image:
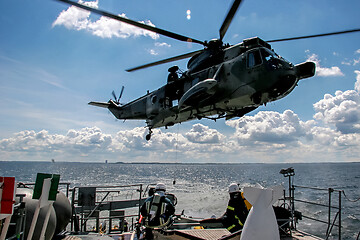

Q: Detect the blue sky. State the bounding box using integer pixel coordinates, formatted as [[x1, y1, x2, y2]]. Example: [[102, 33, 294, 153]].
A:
[[0, 0, 359, 163]]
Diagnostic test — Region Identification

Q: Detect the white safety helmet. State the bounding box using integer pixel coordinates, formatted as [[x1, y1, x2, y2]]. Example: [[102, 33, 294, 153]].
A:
[[228, 183, 240, 193], [155, 182, 166, 192]]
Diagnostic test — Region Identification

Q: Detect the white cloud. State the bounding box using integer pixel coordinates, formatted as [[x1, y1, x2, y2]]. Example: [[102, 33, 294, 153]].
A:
[[353, 58, 360, 66], [341, 60, 351, 66], [341, 50, 360, 66], [52, 0, 159, 40], [148, 49, 158, 55], [0, 127, 112, 154], [313, 90, 360, 134], [341, 58, 360, 66], [185, 124, 224, 143], [147, 42, 171, 56], [155, 42, 171, 48], [0, 125, 228, 162], [306, 53, 344, 77], [1, 74, 360, 162], [226, 110, 310, 146], [52, 0, 96, 31], [1, 115, 359, 162], [355, 70, 360, 92]]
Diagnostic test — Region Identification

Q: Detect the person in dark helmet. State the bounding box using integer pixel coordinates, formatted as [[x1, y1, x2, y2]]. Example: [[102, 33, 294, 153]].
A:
[[140, 183, 175, 239], [222, 183, 252, 233]]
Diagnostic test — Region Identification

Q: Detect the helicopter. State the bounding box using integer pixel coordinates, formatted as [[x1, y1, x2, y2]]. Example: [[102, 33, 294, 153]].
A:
[[57, 0, 360, 141]]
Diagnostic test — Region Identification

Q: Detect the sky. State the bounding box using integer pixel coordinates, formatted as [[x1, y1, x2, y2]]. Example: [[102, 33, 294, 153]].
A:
[[0, 0, 360, 163]]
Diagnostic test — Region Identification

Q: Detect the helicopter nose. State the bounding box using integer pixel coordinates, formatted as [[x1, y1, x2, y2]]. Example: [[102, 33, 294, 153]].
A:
[[278, 74, 297, 92], [268, 73, 297, 99], [295, 62, 316, 80]]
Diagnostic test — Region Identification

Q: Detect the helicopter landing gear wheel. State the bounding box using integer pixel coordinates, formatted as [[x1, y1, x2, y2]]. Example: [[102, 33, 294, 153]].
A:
[[146, 128, 153, 141]]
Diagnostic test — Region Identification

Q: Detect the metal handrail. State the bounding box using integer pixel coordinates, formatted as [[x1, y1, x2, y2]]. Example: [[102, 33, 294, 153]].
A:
[[292, 184, 342, 239], [279, 168, 346, 240], [70, 183, 145, 233], [294, 198, 339, 209], [23, 182, 71, 197]]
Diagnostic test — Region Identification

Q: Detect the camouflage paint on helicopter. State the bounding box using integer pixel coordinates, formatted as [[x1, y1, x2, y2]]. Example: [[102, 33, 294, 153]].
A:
[[56, 0, 359, 140], [89, 38, 315, 140]]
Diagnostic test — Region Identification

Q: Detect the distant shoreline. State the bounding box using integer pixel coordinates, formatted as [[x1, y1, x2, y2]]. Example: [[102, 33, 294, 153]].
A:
[[0, 160, 358, 165]]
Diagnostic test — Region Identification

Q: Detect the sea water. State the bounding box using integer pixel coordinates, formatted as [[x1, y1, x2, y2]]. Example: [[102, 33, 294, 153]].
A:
[[1, 161, 359, 239]]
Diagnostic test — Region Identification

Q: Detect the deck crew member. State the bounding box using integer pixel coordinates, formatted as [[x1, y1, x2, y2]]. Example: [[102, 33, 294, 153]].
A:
[[222, 183, 252, 233], [140, 183, 175, 239]]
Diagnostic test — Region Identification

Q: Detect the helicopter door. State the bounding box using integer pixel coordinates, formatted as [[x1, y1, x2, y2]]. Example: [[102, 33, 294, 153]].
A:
[[247, 50, 263, 104]]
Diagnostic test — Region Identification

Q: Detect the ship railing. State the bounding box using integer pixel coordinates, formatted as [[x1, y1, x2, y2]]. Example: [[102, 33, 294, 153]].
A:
[[23, 182, 71, 198], [5, 194, 26, 240], [68, 183, 150, 234], [292, 185, 342, 240], [280, 167, 345, 240]]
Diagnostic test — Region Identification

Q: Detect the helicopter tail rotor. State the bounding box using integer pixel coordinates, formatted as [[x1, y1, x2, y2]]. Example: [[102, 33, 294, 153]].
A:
[[111, 86, 125, 105]]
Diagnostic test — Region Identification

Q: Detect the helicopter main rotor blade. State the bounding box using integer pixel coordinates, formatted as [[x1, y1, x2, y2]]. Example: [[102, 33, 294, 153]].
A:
[[267, 28, 360, 43], [126, 49, 203, 72], [56, 0, 205, 45], [219, 0, 243, 41]]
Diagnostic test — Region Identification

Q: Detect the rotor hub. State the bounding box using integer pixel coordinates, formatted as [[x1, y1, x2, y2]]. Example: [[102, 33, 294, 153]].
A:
[[206, 39, 224, 49]]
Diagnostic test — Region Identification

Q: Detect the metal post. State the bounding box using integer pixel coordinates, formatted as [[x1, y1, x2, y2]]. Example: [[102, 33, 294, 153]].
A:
[[70, 188, 77, 232], [39, 202, 54, 240], [338, 191, 341, 240], [26, 205, 41, 240], [327, 188, 333, 236], [66, 183, 70, 198], [289, 174, 296, 230], [0, 216, 11, 240], [138, 184, 143, 220]]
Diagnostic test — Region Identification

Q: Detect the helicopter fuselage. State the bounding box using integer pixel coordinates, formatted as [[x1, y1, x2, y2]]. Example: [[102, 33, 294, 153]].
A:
[[92, 37, 315, 131]]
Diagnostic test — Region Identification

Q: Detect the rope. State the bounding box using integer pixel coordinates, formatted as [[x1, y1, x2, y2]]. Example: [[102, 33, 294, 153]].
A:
[[342, 190, 360, 203], [175, 124, 179, 162]]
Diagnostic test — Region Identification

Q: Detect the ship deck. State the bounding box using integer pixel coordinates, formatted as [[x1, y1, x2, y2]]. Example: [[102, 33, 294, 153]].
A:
[[61, 229, 324, 240]]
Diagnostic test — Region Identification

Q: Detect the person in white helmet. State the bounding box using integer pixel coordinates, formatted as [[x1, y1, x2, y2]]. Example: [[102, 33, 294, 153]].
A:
[[222, 183, 252, 233], [140, 183, 175, 239]]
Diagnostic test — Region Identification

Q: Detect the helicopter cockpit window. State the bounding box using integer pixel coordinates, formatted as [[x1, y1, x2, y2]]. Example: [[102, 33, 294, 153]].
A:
[[247, 50, 262, 68], [261, 48, 278, 62]]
